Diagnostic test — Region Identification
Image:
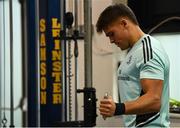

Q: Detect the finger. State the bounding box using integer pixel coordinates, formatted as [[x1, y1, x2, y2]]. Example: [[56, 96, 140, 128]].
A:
[[99, 107, 109, 113], [100, 99, 112, 104], [100, 112, 109, 117], [107, 95, 113, 99], [99, 104, 111, 109], [100, 110, 111, 117]]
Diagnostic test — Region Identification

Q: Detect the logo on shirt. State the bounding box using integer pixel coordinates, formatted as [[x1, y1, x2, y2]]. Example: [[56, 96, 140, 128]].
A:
[[126, 55, 132, 65], [119, 69, 121, 74], [118, 76, 130, 81]]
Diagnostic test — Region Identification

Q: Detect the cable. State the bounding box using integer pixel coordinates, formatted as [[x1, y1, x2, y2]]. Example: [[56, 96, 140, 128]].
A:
[[9, 0, 15, 126], [148, 16, 180, 34], [74, 38, 78, 121], [0, 97, 26, 111], [1, 0, 7, 127], [91, 15, 180, 56], [74, 0, 79, 121], [92, 17, 180, 56]]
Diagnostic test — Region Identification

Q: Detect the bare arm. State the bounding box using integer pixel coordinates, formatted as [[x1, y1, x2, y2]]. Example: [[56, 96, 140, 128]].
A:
[[99, 79, 163, 117], [124, 79, 163, 114]]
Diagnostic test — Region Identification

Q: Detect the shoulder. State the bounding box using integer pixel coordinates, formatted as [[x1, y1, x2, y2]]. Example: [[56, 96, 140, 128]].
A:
[[135, 35, 168, 61], [134, 35, 169, 69]]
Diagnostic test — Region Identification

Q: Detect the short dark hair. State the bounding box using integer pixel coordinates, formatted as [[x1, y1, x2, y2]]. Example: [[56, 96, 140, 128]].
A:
[[96, 3, 139, 33]]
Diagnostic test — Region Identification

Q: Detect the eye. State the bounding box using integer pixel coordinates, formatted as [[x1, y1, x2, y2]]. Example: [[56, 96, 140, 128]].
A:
[[107, 32, 114, 38], [109, 32, 114, 37]]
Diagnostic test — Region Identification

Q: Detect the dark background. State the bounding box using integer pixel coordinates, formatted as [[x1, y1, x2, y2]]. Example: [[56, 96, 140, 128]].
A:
[[128, 0, 180, 33]]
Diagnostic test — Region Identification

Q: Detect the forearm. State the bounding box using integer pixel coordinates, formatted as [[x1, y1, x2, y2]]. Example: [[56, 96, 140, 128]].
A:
[[115, 93, 161, 115], [124, 93, 161, 115]]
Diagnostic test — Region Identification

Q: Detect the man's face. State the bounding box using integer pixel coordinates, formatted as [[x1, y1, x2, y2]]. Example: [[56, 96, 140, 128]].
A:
[[104, 18, 130, 50]]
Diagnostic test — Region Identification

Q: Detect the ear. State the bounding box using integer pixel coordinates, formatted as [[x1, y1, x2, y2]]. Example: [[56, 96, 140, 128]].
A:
[[120, 18, 128, 27]]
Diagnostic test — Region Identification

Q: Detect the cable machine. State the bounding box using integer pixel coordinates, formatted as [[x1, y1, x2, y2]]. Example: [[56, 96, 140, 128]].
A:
[[56, 0, 97, 126], [25, 0, 97, 127], [0, 0, 97, 127], [0, 0, 15, 127], [55, 0, 97, 124]]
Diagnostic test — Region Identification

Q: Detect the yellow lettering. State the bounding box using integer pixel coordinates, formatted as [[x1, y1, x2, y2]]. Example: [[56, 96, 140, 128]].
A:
[[40, 33, 46, 46], [41, 91, 47, 104], [52, 61, 61, 71], [40, 19, 46, 32], [41, 62, 46, 75], [54, 39, 61, 50], [52, 29, 60, 37], [51, 18, 62, 105], [53, 94, 62, 104], [52, 72, 61, 82], [52, 18, 60, 29], [41, 77, 47, 90], [40, 48, 46, 61], [53, 83, 61, 93], [52, 50, 61, 61]]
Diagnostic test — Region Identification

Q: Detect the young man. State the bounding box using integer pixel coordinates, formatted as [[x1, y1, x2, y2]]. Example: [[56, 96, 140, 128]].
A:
[[96, 4, 170, 127]]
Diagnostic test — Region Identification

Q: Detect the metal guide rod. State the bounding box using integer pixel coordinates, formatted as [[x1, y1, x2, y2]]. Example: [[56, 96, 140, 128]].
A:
[[65, 12, 74, 122], [0, 1, 3, 126], [0, 28, 1, 127], [35, 0, 41, 126], [19, 0, 28, 126], [1, 0, 6, 127], [74, 41, 78, 121], [84, 0, 92, 88], [74, 0, 79, 121], [74, 0, 78, 30], [0, 53, 1, 127], [9, 0, 14, 127], [67, 39, 72, 121], [60, 0, 66, 122]]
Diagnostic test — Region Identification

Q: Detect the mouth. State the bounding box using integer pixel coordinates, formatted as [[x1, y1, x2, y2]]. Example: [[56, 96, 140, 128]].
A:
[[115, 42, 120, 46], [114, 43, 120, 48], [116, 43, 123, 49]]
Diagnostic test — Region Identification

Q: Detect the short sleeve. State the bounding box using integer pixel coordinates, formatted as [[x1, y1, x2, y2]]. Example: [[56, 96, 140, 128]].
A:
[[136, 52, 164, 80]]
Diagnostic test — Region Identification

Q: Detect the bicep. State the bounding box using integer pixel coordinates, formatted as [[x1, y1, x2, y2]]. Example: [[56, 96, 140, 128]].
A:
[[124, 79, 163, 114], [140, 79, 163, 98]]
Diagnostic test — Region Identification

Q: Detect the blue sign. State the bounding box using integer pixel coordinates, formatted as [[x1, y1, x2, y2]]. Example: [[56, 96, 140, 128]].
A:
[[27, 0, 63, 126]]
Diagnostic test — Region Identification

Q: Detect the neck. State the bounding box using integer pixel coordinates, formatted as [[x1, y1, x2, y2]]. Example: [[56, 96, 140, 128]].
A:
[[129, 25, 145, 47]]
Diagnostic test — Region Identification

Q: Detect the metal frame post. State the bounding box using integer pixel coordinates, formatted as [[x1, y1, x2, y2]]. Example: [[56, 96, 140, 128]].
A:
[[74, 0, 79, 121], [60, 0, 66, 122], [84, 0, 92, 88], [35, 0, 41, 126], [9, 0, 15, 126], [19, 0, 28, 126], [0, 43, 1, 128]]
